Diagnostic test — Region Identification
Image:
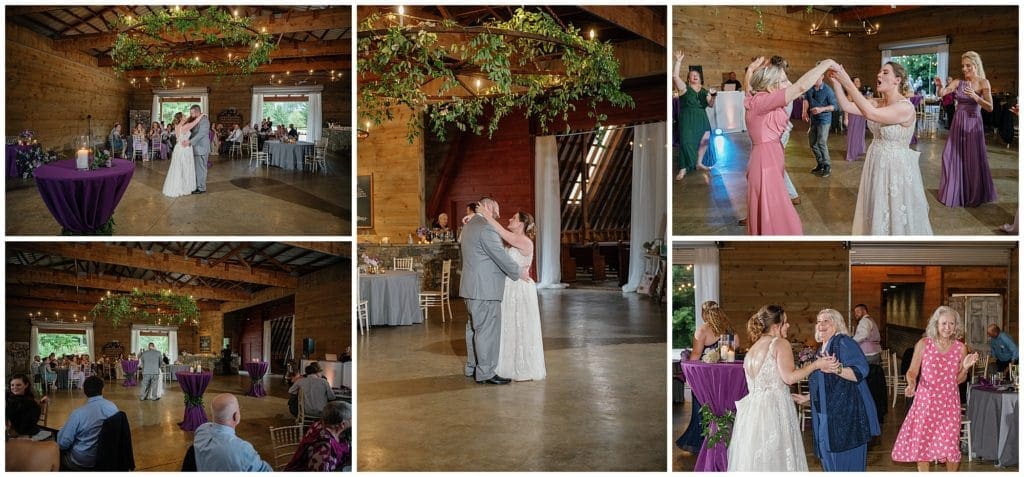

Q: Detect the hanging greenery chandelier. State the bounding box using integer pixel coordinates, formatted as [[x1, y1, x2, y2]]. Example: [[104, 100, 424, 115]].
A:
[[89, 288, 200, 328], [110, 6, 276, 78], [358, 7, 634, 143]]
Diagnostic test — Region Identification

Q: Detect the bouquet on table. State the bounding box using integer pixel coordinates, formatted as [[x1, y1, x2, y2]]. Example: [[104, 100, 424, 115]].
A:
[[16, 147, 60, 178], [362, 253, 381, 273], [18, 129, 36, 145]]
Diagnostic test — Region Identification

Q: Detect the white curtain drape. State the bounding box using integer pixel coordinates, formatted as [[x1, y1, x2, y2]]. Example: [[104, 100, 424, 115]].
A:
[[199, 96, 209, 119], [168, 331, 178, 363], [250, 94, 264, 128], [623, 122, 667, 292], [534, 135, 566, 289], [262, 322, 272, 364], [30, 326, 39, 359], [308, 92, 323, 142], [85, 327, 95, 360], [151, 95, 162, 126], [130, 329, 140, 356], [693, 248, 721, 329]]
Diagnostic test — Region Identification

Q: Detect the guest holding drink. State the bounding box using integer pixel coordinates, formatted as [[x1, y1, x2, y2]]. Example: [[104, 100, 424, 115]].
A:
[[673, 51, 716, 180]]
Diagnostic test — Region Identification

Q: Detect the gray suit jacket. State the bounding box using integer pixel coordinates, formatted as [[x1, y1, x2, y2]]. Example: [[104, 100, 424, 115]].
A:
[[140, 349, 163, 374], [459, 214, 520, 300], [189, 115, 211, 156]]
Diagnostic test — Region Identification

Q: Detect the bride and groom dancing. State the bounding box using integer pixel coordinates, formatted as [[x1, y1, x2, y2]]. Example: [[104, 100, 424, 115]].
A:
[[162, 104, 211, 198], [460, 197, 546, 384]]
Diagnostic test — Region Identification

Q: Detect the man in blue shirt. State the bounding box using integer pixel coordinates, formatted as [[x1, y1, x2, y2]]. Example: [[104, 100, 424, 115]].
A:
[[987, 324, 1019, 372], [802, 70, 838, 177], [57, 376, 118, 470], [194, 393, 272, 471]]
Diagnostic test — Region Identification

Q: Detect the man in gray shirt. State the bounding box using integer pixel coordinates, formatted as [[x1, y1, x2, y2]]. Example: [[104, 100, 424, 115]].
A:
[[139, 342, 163, 400], [288, 364, 337, 418]]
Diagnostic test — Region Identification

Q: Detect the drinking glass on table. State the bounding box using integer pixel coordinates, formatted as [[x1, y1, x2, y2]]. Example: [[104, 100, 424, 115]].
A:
[[708, 87, 718, 97]]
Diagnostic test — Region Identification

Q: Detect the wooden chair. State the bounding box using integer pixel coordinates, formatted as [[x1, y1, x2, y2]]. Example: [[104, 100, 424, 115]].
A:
[[37, 399, 48, 427], [248, 134, 269, 168], [419, 259, 453, 322], [357, 299, 370, 335], [268, 425, 303, 471], [973, 352, 990, 379], [393, 257, 413, 271]]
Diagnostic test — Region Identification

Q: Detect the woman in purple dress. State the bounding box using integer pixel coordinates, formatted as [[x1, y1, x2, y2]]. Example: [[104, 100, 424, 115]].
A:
[[845, 76, 867, 161], [938, 51, 996, 207]]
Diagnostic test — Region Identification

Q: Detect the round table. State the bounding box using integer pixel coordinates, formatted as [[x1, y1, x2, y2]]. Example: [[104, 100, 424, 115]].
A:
[[6, 144, 37, 177], [263, 140, 314, 170], [176, 371, 213, 431], [967, 384, 1019, 466], [680, 360, 749, 472], [359, 271, 422, 326], [244, 361, 269, 397], [33, 159, 134, 234], [121, 360, 140, 386]]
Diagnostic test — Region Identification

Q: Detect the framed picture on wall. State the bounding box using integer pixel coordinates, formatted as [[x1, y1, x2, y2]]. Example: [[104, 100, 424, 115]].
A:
[[199, 336, 211, 353], [357, 174, 373, 229]]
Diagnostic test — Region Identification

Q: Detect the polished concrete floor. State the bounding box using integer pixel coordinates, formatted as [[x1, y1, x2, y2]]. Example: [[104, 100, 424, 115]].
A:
[[34, 373, 296, 471], [6, 154, 350, 235], [672, 124, 1018, 235], [357, 289, 667, 471], [672, 387, 1019, 472]]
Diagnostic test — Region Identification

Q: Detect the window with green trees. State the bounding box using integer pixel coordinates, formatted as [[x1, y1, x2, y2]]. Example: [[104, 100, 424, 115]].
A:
[[38, 333, 89, 357], [889, 53, 940, 95], [672, 264, 695, 349]]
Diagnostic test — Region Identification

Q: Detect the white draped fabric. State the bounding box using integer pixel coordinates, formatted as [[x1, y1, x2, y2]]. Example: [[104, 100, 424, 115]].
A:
[[199, 96, 209, 120], [30, 327, 39, 360], [262, 323, 272, 363], [85, 327, 96, 360], [130, 329, 140, 356], [151, 96, 162, 126], [307, 92, 323, 141], [623, 122, 667, 292], [250, 94, 264, 129], [534, 135, 566, 289], [693, 248, 721, 329], [168, 331, 178, 364]]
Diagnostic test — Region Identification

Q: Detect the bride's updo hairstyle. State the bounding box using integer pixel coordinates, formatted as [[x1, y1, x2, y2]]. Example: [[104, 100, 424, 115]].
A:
[[747, 304, 785, 343], [516, 211, 536, 239], [701, 300, 731, 336], [173, 112, 183, 125], [884, 61, 911, 97]]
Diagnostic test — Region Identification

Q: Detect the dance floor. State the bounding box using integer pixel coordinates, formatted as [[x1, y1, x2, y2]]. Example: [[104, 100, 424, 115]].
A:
[[36, 373, 295, 471], [357, 289, 666, 471], [6, 155, 350, 235], [672, 125, 1018, 235], [672, 389, 1019, 472]]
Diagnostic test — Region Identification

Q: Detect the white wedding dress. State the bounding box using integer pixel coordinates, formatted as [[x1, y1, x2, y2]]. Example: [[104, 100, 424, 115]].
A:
[[494, 247, 546, 381], [727, 337, 808, 471], [851, 102, 933, 235], [162, 129, 196, 197]]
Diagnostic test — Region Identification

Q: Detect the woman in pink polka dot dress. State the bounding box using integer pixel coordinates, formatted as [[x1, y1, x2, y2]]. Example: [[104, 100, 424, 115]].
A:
[[891, 306, 979, 471]]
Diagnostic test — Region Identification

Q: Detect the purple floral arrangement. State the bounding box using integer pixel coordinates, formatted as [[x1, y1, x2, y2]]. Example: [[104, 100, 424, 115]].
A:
[[798, 346, 818, 367], [16, 147, 60, 178]]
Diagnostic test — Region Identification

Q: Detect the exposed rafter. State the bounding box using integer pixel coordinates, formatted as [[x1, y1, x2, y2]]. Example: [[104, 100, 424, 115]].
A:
[[7, 264, 253, 302]]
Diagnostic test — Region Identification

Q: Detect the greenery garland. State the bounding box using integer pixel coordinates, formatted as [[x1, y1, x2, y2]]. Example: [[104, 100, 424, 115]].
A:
[[184, 393, 204, 408], [110, 7, 275, 77], [89, 288, 200, 327], [699, 403, 736, 447], [358, 8, 634, 143]]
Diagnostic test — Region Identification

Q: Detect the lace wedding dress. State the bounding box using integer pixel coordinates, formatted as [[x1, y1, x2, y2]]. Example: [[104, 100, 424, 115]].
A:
[[727, 337, 808, 471], [851, 103, 933, 235], [494, 247, 546, 381], [162, 126, 196, 197]]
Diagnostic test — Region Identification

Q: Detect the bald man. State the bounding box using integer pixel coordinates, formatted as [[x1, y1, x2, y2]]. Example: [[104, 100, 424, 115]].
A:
[[193, 394, 271, 472], [987, 324, 1019, 372]]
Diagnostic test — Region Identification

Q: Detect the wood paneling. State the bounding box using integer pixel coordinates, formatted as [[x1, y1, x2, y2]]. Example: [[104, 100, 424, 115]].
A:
[[356, 107, 425, 243], [293, 262, 351, 361], [6, 22, 129, 151], [719, 242, 849, 346]]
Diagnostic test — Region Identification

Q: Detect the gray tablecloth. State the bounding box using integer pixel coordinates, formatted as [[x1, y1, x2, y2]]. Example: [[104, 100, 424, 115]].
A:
[[263, 140, 314, 170], [967, 386, 1018, 466], [165, 364, 191, 380], [359, 271, 422, 326]]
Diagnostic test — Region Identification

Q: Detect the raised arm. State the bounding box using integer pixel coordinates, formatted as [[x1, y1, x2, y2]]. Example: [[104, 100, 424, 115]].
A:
[[479, 212, 532, 253], [673, 51, 687, 92], [832, 65, 913, 125], [939, 78, 959, 97], [958, 346, 979, 385], [743, 56, 768, 95], [777, 340, 832, 385], [785, 59, 837, 104], [966, 79, 994, 112], [479, 224, 521, 281], [830, 75, 863, 117]]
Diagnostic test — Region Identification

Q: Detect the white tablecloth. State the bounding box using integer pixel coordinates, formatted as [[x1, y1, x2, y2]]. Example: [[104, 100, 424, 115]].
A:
[[705, 91, 746, 133]]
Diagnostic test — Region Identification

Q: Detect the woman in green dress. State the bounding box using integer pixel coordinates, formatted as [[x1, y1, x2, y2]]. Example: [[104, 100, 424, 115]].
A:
[[674, 50, 716, 180]]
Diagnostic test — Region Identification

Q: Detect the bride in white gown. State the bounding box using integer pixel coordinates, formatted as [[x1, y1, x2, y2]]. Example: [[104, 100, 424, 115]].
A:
[[479, 210, 546, 381], [162, 112, 204, 198], [728, 305, 834, 471]]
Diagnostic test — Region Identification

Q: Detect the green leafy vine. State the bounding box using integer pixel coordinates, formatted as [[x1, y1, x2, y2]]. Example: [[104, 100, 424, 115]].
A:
[[110, 7, 275, 78], [89, 288, 200, 327], [358, 8, 634, 143], [699, 404, 736, 447], [184, 393, 204, 407]]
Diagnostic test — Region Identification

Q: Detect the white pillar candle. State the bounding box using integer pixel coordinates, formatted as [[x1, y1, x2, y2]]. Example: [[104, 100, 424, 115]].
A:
[[196, 364, 202, 373], [76, 149, 89, 170]]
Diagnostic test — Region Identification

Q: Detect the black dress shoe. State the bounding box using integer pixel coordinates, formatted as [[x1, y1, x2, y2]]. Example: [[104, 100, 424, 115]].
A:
[[810, 165, 823, 174], [191, 189, 206, 194], [819, 167, 831, 178], [477, 375, 512, 385]]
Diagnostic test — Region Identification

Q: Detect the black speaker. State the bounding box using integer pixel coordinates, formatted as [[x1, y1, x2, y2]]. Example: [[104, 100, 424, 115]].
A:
[[302, 338, 315, 358]]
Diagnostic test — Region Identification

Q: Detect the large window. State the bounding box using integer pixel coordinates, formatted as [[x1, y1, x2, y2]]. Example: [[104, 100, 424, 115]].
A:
[[38, 332, 89, 357], [889, 53, 940, 95], [672, 264, 695, 349], [262, 100, 309, 139], [139, 335, 170, 355], [160, 101, 195, 124]]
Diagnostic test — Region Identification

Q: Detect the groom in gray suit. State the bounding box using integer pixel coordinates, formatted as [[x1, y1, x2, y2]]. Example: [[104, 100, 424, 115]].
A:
[[188, 104, 211, 194], [460, 197, 522, 384]]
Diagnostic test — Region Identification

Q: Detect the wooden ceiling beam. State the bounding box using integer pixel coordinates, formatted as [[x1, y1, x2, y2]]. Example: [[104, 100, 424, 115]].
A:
[[7, 6, 70, 16], [577, 6, 665, 47], [54, 7, 351, 52], [9, 243, 298, 288], [7, 285, 224, 311], [833, 6, 921, 22], [280, 242, 350, 257], [7, 265, 252, 302], [122, 57, 349, 78], [96, 38, 350, 68], [220, 286, 296, 313]]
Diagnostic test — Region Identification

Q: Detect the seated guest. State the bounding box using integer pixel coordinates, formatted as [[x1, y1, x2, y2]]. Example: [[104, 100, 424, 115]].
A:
[[108, 123, 124, 157], [723, 71, 742, 90], [242, 123, 254, 136], [30, 355, 42, 385], [432, 213, 451, 232], [287, 124, 298, 139], [7, 373, 48, 405], [289, 364, 337, 418], [56, 376, 118, 470], [285, 401, 352, 471], [193, 394, 272, 472], [221, 124, 243, 154], [987, 324, 1019, 372], [6, 398, 59, 471], [287, 371, 303, 417]]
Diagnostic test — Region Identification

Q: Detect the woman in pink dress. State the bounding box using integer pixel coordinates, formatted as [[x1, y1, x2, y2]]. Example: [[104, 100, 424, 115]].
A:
[[744, 56, 837, 235], [891, 306, 979, 471]]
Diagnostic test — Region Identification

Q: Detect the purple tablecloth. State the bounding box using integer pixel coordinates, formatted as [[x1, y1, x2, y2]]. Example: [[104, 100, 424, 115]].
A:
[[176, 371, 212, 431], [681, 361, 749, 472], [910, 95, 923, 145], [121, 359, 139, 386], [244, 362, 269, 397], [33, 159, 134, 234], [6, 144, 35, 177]]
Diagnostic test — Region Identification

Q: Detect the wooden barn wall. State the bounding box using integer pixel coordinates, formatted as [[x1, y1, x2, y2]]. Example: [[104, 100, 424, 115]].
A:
[[5, 23, 130, 152], [718, 242, 849, 346], [231, 297, 295, 363], [1010, 248, 1019, 341], [356, 107, 425, 243], [293, 261, 351, 361], [863, 6, 1018, 93]]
